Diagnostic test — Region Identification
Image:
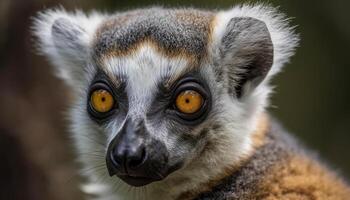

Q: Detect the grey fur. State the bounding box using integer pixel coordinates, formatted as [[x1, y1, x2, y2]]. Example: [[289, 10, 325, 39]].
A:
[[93, 8, 214, 59], [52, 18, 85, 50], [52, 18, 88, 62], [32, 5, 304, 200], [220, 17, 273, 97], [195, 118, 302, 200]]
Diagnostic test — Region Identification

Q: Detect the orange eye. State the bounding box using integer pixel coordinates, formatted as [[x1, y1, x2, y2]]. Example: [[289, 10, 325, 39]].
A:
[[90, 89, 115, 113], [175, 90, 203, 114]]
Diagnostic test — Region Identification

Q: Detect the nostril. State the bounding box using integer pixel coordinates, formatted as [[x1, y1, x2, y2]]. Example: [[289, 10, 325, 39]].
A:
[[127, 147, 147, 170], [109, 144, 147, 173], [110, 149, 120, 167]]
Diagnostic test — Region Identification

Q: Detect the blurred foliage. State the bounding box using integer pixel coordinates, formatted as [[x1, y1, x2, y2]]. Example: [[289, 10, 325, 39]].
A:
[[0, 0, 349, 199]]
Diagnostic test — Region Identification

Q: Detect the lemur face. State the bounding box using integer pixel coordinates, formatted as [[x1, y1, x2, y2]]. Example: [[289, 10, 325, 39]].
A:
[[88, 50, 213, 187], [33, 6, 298, 190]]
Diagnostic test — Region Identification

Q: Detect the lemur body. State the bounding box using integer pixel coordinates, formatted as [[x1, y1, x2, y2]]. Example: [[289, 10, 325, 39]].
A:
[[33, 4, 350, 200]]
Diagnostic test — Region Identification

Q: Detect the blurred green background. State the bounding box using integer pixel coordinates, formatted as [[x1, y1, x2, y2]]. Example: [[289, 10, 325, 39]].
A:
[[0, 0, 349, 199]]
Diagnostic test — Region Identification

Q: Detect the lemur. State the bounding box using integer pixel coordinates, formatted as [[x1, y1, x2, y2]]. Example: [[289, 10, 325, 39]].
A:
[[33, 4, 350, 200]]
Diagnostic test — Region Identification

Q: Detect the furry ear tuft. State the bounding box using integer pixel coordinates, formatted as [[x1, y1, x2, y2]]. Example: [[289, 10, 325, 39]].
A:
[[220, 17, 273, 97], [212, 4, 299, 98], [51, 18, 88, 64], [32, 9, 105, 86]]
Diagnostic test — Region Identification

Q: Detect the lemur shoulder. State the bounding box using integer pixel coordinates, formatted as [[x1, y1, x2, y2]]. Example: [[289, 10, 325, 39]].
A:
[[33, 4, 350, 200]]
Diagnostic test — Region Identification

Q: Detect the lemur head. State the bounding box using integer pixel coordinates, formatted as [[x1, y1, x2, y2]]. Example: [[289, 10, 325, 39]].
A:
[[33, 4, 298, 195]]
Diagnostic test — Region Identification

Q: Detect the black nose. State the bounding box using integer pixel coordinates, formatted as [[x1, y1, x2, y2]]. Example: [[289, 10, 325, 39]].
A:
[[106, 119, 163, 187], [110, 143, 147, 173]]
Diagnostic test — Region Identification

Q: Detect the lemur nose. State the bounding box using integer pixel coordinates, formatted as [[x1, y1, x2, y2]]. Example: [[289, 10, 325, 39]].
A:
[[110, 144, 147, 172], [106, 119, 169, 187], [106, 119, 150, 177]]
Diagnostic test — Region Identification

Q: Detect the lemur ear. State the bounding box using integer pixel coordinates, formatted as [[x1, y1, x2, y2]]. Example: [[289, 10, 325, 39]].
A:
[[51, 18, 88, 65], [218, 17, 273, 98], [212, 6, 299, 98], [33, 9, 104, 87]]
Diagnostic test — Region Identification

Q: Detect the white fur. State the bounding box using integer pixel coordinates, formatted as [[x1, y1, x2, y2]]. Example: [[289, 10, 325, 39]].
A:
[[32, 8, 106, 88], [103, 45, 190, 126], [33, 4, 298, 200], [212, 4, 299, 79], [71, 45, 262, 200]]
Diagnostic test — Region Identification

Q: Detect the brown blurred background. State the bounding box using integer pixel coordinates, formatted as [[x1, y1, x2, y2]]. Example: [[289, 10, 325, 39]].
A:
[[0, 0, 349, 199]]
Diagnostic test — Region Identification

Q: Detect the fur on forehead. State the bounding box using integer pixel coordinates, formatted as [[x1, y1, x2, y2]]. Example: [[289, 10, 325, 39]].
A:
[[99, 44, 201, 115], [93, 7, 214, 61], [32, 4, 298, 89]]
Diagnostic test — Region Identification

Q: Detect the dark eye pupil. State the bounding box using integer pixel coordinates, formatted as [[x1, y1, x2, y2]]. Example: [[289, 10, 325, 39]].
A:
[[185, 98, 190, 103], [101, 97, 106, 102]]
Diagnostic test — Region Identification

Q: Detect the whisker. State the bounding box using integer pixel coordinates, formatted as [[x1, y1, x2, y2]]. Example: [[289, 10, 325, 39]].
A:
[[75, 152, 105, 158], [77, 149, 106, 154], [94, 170, 109, 184], [80, 164, 106, 175], [79, 134, 106, 147], [143, 186, 148, 200], [111, 179, 127, 196]]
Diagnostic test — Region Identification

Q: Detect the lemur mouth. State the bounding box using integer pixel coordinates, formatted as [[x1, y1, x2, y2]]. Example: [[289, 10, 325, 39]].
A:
[[117, 175, 162, 187]]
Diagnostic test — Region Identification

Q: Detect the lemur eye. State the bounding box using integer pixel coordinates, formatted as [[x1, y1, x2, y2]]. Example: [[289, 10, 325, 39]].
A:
[[175, 90, 203, 114], [90, 89, 115, 113]]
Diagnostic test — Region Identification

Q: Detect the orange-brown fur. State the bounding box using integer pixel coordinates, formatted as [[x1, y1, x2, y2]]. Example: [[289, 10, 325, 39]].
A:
[[251, 113, 270, 149], [254, 155, 350, 200], [185, 115, 350, 200], [96, 39, 200, 66]]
